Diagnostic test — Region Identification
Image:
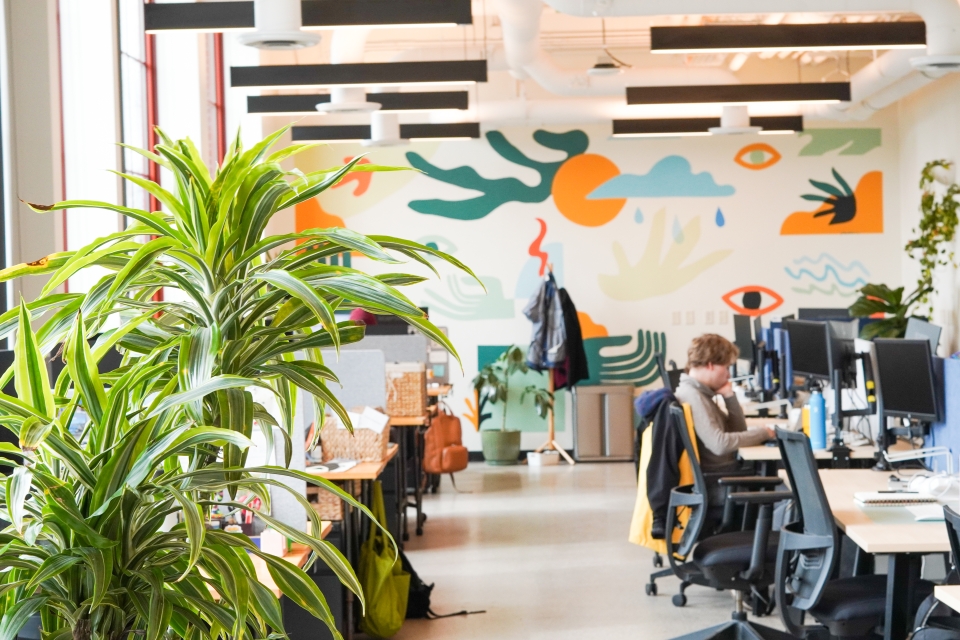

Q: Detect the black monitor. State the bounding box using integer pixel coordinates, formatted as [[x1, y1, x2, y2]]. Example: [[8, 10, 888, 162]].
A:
[[905, 318, 941, 356], [874, 339, 940, 422], [733, 315, 754, 363], [783, 319, 832, 380], [798, 308, 850, 321], [753, 316, 763, 343]]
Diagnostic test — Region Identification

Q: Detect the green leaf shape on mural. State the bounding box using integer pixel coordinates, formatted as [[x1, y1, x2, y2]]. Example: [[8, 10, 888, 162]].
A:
[[581, 330, 666, 388], [406, 129, 589, 220], [798, 129, 881, 156], [421, 276, 514, 321]]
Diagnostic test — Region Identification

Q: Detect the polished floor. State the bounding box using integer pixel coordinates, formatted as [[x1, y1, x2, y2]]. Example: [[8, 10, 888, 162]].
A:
[[391, 461, 785, 640]]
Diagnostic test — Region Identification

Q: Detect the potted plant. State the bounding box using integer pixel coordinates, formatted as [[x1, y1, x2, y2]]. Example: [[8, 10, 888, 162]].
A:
[[472, 346, 552, 465], [0, 126, 477, 640], [850, 159, 959, 338]]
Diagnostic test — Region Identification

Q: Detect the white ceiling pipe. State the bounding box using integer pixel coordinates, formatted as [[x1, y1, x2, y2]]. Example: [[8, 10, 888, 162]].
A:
[[495, 0, 737, 96], [330, 27, 371, 64]]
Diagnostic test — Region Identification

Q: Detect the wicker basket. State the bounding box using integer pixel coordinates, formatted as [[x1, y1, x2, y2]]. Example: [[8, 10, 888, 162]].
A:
[[307, 481, 359, 521], [386, 362, 427, 417], [319, 420, 390, 462]]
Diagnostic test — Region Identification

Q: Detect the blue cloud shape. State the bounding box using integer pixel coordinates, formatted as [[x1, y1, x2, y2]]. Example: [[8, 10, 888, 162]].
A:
[[588, 155, 735, 199]]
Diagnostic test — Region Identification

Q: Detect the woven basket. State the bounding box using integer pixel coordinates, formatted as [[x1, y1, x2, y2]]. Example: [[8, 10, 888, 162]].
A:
[[307, 481, 359, 521], [386, 363, 427, 417], [319, 421, 390, 462]]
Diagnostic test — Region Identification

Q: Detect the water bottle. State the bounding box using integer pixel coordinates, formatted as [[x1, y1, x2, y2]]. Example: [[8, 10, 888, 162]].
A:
[[809, 389, 827, 450]]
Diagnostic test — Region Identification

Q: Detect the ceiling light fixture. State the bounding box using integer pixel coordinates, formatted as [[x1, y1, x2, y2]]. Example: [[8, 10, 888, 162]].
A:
[[708, 105, 761, 135], [315, 87, 381, 114], [291, 122, 480, 143], [612, 115, 803, 138], [587, 19, 630, 77], [362, 113, 407, 147], [237, 0, 319, 50], [650, 22, 926, 54], [231, 61, 488, 89], [626, 82, 850, 106], [247, 91, 469, 115], [145, 0, 472, 33]]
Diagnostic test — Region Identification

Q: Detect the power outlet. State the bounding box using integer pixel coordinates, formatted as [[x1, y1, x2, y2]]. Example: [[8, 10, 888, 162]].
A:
[[705, 310, 715, 325], [671, 311, 681, 325], [719, 310, 729, 325], [685, 311, 696, 325]]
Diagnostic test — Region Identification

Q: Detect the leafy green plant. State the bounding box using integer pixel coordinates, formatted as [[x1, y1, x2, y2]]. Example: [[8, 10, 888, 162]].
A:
[[850, 159, 959, 337], [0, 126, 477, 640], [471, 346, 552, 430]]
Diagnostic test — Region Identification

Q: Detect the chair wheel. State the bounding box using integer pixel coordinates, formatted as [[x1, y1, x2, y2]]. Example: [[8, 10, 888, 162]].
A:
[[645, 583, 657, 596], [653, 554, 663, 568], [672, 594, 687, 607]]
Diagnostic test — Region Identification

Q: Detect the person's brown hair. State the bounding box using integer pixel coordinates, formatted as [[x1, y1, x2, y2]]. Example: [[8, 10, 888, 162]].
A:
[[687, 333, 739, 368]]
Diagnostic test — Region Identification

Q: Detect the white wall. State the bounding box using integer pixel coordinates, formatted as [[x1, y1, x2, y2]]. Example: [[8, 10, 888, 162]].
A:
[[897, 74, 960, 354]]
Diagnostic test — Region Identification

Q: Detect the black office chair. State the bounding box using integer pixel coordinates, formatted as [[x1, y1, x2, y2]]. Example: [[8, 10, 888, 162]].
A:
[[661, 405, 793, 638], [655, 352, 683, 392], [774, 429, 934, 639]]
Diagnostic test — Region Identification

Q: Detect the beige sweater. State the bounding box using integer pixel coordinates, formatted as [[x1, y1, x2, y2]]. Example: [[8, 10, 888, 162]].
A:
[[674, 374, 770, 472]]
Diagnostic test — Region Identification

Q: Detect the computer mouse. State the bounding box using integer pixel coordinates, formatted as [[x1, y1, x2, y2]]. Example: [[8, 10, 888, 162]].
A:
[[764, 440, 779, 447]]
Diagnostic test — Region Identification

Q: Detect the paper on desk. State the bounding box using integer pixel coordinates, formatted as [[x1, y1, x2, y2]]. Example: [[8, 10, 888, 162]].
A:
[[310, 459, 358, 474], [337, 408, 388, 434], [907, 504, 945, 521]]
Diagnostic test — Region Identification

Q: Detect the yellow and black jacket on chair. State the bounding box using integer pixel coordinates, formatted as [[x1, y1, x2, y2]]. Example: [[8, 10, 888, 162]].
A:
[[628, 403, 700, 554]]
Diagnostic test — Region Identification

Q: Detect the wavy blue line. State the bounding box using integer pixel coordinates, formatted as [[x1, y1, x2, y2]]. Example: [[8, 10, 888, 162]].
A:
[[783, 264, 867, 288], [791, 253, 869, 276], [792, 285, 859, 298]]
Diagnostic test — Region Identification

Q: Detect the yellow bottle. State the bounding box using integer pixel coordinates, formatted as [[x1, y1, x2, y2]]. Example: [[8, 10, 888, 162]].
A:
[[802, 405, 810, 437]]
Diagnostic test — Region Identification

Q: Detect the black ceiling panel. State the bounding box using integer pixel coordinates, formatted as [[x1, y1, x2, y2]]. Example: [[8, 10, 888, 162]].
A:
[[651, 22, 926, 52], [231, 60, 488, 88], [291, 122, 480, 141], [626, 83, 851, 105], [612, 115, 804, 135], [247, 91, 469, 113], [145, 0, 472, 31]]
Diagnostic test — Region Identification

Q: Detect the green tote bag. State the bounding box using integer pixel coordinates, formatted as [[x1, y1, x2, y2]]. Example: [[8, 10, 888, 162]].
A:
[[358, 481, 410, 638]]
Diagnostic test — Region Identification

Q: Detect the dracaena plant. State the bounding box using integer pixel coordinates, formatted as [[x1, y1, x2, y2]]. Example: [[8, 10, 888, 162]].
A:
[[0, 126, 477, 640]]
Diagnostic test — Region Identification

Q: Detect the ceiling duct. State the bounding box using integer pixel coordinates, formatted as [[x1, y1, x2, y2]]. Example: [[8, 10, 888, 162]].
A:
[[237, 0, 319, 50]]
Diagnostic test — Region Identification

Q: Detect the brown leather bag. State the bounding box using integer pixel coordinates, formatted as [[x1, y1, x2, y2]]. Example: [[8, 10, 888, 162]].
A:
[[423, 410, 468, 476]]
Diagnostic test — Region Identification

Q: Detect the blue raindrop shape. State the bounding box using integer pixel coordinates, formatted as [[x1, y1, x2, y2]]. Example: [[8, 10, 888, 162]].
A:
[[634, 208, 644, 224], [715, 208, 725, 227], [672, 217, 684, 244], [426, 242, 439, 250]]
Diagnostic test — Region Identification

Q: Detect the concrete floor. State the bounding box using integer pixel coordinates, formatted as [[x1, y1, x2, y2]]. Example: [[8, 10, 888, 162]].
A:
[[390, 461, 786, 640]]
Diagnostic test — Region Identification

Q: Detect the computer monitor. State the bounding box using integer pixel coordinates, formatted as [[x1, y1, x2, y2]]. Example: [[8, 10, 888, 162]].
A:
[[873, 339, 940, 422], [905, 318, 941, 356], [798, 308, 850, 321], [782, 319, 832, 380], [733, 315, 754, 363]]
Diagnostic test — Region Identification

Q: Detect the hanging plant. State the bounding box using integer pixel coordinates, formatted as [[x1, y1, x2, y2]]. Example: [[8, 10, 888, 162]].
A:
[[850, 159, 960, 338]]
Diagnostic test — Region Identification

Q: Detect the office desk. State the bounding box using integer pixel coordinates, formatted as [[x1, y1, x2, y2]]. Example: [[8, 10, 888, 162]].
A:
[[427, 384, 452, 397], [740, 439, 913, 462], [252, 529, 331, 598], [817, 469, 950, 640], [306, 443, 399, 482], [391, 414, 431, 539], [935, 586, 960, 613]]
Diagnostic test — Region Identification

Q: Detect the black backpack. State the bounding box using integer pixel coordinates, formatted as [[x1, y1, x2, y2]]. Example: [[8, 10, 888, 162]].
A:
[[399, 549, 484, 620]]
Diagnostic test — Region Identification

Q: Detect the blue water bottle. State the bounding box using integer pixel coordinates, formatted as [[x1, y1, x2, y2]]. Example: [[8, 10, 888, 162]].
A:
[[809, 389, 827, 450]]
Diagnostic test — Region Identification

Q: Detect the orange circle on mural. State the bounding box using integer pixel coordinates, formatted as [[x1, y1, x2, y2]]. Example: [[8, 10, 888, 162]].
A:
[[551, 154, 625, 227]]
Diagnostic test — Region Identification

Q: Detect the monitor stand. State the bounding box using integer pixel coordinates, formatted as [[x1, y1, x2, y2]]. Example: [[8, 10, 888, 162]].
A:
[[874, 415, 929, 471]]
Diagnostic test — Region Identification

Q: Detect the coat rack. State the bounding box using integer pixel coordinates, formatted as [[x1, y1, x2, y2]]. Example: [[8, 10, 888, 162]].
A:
[[534, 264, 575, 465]]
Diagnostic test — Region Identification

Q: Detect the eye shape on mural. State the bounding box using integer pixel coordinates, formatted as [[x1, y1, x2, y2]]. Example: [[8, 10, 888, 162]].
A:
[[734, 143, 782, 171], [721, 286, 784, 317], [414, 235, 458, 260]]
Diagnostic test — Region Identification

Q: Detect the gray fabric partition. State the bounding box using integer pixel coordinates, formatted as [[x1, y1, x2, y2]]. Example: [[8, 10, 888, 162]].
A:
[[320, 349, 388, 410], [342, 334, 428, 364]]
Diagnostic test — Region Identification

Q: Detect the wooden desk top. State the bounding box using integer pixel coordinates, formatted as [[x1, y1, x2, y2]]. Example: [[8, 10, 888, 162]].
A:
[[427, 384, 452, 397], [390, 415, 429, 426], [817, 469, 949, 554], [305, 443, 399, 481], [252, 524, 332, 598], [936, 586, 960, 613], [740, 438, 912, 462]]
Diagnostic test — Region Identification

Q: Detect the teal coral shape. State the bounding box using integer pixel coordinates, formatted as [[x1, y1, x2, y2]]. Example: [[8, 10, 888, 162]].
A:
[[580, 330, 666, 388], [799, 129, 881, 156], [406, 129, 589, 221], [422, 276, 514, 321], [589, 156, 734, 199]]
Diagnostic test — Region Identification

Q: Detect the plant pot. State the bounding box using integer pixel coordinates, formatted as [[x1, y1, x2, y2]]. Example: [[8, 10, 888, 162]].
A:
[[481, 429, 522, 465]]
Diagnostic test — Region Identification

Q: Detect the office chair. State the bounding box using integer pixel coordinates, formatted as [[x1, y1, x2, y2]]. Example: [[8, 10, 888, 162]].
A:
[[662, 405, 793, 635], [655, 352, 683, 392], [774, 429, 934, 639]]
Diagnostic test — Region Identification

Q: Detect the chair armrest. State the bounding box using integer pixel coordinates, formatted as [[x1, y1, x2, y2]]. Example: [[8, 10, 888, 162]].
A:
[[669, 485, 704, 508], [717, 476, 783, 488], [727, 490, 793, 505]]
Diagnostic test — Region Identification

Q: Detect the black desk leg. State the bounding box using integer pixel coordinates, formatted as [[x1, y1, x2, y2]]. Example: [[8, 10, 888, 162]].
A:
[[885, 553, 921, 640], [414, 425, 425, 536], [396, 427, 410, 542]]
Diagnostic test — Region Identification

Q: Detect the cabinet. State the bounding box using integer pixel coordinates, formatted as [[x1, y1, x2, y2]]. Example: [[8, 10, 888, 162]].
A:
[[572, 385, 635, 461]]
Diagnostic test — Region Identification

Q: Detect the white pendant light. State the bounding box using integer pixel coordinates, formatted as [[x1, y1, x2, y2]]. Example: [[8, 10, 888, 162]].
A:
[[315, 87, 381, 114], [708, 105, 762, 135], [238, 0, 320, 50], [362, 112, 409, 147]]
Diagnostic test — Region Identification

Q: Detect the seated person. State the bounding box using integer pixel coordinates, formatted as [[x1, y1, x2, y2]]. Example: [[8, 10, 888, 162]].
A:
[[674, 333, 774, 475]]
